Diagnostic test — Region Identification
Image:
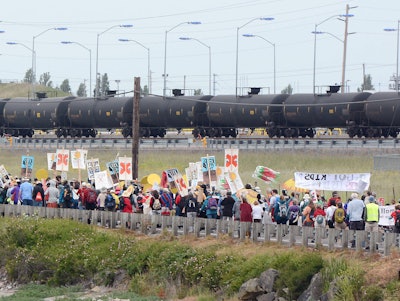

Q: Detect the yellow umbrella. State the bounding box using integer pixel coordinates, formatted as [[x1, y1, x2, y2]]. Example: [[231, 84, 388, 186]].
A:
[[282, 178, 308, 193]]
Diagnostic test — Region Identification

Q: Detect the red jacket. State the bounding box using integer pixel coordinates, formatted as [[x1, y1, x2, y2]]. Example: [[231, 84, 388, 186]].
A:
[[122, 196, 133, 213]]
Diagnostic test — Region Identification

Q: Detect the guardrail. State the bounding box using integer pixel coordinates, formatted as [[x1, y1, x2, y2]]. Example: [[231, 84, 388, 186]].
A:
[[1, 204, 399, 256], [2, 137, 400, 150]]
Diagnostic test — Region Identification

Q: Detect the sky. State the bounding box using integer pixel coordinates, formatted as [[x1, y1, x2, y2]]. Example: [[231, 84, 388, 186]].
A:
[[0, 0, 399, 96]]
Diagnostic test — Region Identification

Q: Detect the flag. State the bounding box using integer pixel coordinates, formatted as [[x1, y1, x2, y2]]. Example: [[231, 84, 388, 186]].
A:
[[252, 166, 280, 184]]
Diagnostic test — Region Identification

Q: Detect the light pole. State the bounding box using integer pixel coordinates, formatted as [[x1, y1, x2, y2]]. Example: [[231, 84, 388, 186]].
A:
[[179, 37, 212, 95], [61, 41, 92, 97], [115, 80, 120, 94], [118, 38, 151, 94], [312, 13, 354, 94], [163, 21, 201, 97], [95, 24, 133, 97], [384, 20, 400, 94], [7, 41, 35, 96], [236, 17, 274, 97], [242, 34, 276, 94], [32, 27, 68, 96]]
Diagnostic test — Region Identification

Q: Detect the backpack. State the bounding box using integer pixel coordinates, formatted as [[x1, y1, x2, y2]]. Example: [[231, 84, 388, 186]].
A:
[[119, 196, 125, 210], [316, 215, 324, 225], [64, 187, 72, 202], [207, 197, 218, 210], [395, 211, 400, 228], [153, 198, 162, 210], [105, 194, 116, 208], [188, 199, 196, 208], [87, 189, 97, 204], [308, 209, 315, 221], [289, 210, 299, 223], [160, 192, 173, 209], [278, 202, 288, 218], [334, 208, 345, 224]]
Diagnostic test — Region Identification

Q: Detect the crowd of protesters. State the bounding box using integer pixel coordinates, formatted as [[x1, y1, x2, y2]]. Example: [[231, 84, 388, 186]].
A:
[[1, 176, 400, 239]]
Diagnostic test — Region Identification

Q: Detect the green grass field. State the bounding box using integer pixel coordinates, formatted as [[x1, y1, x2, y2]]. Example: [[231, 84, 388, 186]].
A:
[[1, 148, 399, 203]]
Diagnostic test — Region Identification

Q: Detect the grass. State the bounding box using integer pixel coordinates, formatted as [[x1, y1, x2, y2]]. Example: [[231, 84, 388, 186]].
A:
[[0, 83, 70, 98], [1, 148, 399, 202]]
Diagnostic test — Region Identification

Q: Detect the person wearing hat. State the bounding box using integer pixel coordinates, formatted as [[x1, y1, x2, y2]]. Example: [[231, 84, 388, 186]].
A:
[[364, 196, 379, 250], [97, 187, 108, 210]]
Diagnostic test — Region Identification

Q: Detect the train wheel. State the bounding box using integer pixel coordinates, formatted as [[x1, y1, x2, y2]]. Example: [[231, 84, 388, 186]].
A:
[[75, 130, 82, 138], [122, 127, 131, 138], [366, 128, 375, 138], [347, 128, 356, 138], [208, 128, 218, 138], [192, 128, 200, 138], [55, 129, 62, 138], [90, 129, 97, 138]]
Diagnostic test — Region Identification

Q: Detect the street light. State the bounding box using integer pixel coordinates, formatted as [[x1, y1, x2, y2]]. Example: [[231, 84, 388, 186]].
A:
[[163, 21, 201, 97], [61, 41, 92, 97], [312, 13, 353, 94], [384, 20, 400, 94], [236, 17, 274, 97], [179, 37, 212, 95], [95, 24, 133, 97], [32, 27, 68, 96], [118, 38, 151, 94], [242, 33, 276, 94]]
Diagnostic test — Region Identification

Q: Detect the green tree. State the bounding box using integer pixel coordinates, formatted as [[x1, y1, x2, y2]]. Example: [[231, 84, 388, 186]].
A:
[[100, 73, 110, 96], [141, 85, 149, 96], [39, 72, 53, 87], [23, 68, 33, 83], [358, 74, 374, 92], [194, 89, 203, 95], [281, 84, 293, 94], [60, 79, 71, 94], [77, 83, 87, 97]]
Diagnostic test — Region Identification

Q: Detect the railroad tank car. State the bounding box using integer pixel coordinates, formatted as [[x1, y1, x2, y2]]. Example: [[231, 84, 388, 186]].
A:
[[0, 100, 6, 136], [120, 94, 212, 138], [364, 92, 400, 138], [66, 96, 132, 138], [2, 97, 71, 137], [206, 93, 288, 137], [282, 92, 371, 138]]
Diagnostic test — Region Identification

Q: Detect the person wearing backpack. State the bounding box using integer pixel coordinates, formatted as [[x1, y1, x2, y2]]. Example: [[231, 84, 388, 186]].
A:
[[314, 203, 326, 228], [390, 204, 400, 233], [274, 195, 288, 225], [302, 201, 316, 227], [325, 198, 337, 228], [334, 202, 347, 230], [201, 194, 219, 219], [287, 199, 301, 226]]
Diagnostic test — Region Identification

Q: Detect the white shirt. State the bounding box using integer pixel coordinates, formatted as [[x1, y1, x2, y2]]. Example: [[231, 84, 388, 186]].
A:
[[252, 204, 264, 221]]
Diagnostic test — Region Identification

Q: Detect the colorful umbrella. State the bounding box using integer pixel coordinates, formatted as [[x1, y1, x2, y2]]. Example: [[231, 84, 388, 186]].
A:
[[282, 178, 308, 193]]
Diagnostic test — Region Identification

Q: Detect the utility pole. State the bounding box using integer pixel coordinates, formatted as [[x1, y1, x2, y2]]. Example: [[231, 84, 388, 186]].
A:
[[132, 77, 140, 180], [341, 4, 351, 93]]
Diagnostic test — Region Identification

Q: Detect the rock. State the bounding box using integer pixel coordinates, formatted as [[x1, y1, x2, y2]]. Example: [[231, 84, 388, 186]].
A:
[[259, 269, 279, 293], [297, 273, 324, 301], [238, 278, 264, 300], [256, 292, 276, 301]]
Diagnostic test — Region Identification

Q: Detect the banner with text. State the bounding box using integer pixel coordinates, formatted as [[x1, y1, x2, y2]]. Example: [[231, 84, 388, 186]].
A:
[[294, 172, 371, 192]]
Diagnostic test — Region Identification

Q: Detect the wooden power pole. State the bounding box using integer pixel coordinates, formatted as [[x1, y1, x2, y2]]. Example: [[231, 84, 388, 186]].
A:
[[132, 77, 140, 180]]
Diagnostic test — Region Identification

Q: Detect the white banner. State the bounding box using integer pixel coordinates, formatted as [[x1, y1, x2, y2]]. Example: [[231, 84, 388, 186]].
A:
[[55, 149, 70, 171], [379, 205, 395, 226], [71, 149, 88, 170], [87, 158, 101, 181], [118, 157, 132, 181], [225, 149, 239, 173], [47, 153, 56, 170], [294, 172, 370, 192], [94, 170, 114, 189]]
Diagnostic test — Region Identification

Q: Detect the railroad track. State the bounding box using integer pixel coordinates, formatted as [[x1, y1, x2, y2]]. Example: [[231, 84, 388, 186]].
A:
[[2, 136, 400, 150]]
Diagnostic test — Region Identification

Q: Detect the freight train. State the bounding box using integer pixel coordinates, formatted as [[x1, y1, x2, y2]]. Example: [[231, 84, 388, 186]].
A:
[[0, 88, 400, 139]]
